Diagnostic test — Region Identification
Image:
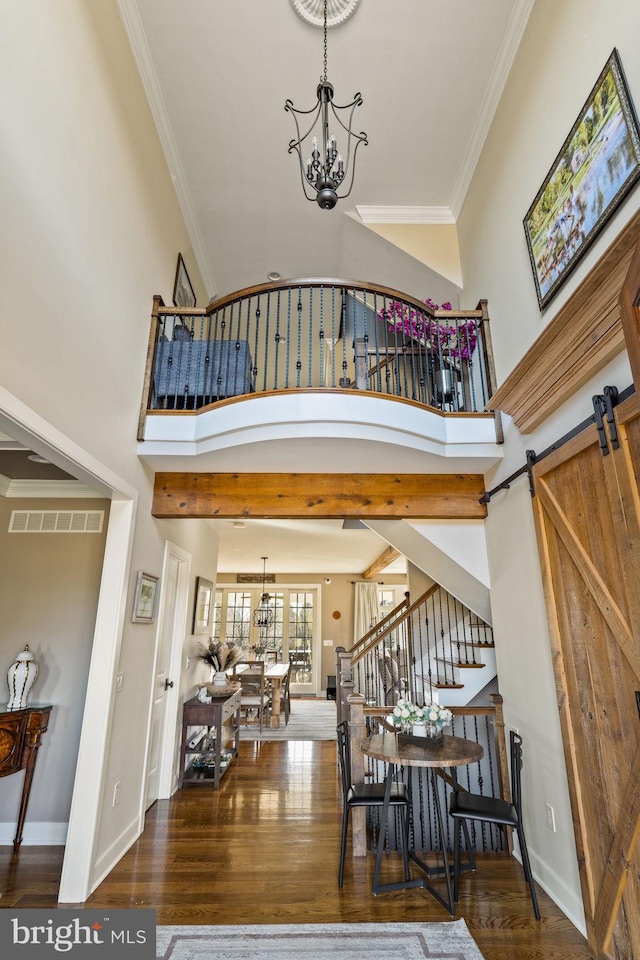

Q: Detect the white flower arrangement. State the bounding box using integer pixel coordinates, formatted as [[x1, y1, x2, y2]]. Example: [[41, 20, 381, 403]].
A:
[[390, 697, 453, 729]]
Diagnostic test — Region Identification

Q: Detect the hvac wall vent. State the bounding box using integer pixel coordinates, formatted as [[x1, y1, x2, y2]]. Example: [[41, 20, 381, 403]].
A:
[[9, 510, 105, 533]]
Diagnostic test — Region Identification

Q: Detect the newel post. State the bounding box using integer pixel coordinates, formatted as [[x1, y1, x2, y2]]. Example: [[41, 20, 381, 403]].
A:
[[138, 294, 164, 442], [348, 692, 367, 857], [336, 647, 355, 727]]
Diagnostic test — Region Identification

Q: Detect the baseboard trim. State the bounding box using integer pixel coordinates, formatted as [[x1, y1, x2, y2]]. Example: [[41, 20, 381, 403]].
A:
[[516, 847, 587, 936], [0, 821, 68, 845]]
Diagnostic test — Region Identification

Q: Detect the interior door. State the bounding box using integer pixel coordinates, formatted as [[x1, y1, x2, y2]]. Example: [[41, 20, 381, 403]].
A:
[[532, 393, 640, 960], [144, 554, 179, 809]]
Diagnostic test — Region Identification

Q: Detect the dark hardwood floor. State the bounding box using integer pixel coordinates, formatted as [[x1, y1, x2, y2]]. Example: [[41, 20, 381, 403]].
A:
[[0, 739, 591, 960]]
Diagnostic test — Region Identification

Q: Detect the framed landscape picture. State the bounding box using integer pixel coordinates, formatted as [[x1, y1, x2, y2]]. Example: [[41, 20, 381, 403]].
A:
[[524, 49, 640, 310]]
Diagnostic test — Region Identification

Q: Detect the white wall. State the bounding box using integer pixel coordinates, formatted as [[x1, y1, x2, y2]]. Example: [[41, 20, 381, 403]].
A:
[[457, 0, 640, 932], [0, 1, 215, 894], [0, 497, 109, 843]]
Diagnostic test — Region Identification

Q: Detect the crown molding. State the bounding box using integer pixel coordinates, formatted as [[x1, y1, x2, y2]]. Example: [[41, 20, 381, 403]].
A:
[[355, 206, 456, 225], [450, 0, 535, 219], [0, 477, 102, 499], [116, 0, 217, 299]]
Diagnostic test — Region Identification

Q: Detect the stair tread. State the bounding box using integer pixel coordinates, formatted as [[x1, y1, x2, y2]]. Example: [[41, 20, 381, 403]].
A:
[[435, 658, 486, 668], [473, 641, 495, 648], [434, 682, 465, 689]]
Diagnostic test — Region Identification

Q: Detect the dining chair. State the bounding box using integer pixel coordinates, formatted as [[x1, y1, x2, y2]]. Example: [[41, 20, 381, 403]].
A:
[[263, 650, 279, 664], [336, 720, 410, 889], [280, 661, 291, 724], [448, 730, 540, 919], [231, 661, 271, 733]]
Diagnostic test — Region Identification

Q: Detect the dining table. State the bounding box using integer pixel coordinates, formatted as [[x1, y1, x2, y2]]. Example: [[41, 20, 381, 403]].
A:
[[361, 730, 484, 914], [228, 661, 290, 728]]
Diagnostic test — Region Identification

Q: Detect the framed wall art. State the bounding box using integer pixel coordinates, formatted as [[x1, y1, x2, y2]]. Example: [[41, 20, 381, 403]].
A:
[[524, 48, 640, 310], [192, 576, 214, 635], [131, 571, 160, 624], [172, 252, 196, 309]]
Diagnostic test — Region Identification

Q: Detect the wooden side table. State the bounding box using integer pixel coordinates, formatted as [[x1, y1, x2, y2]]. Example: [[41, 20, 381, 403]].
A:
[[178, 687, 241, 789], [0, 703, 52, 849]]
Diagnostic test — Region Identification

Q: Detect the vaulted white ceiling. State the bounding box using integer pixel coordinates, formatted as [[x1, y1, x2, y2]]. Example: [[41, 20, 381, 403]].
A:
[[120, 0, 534, 298]]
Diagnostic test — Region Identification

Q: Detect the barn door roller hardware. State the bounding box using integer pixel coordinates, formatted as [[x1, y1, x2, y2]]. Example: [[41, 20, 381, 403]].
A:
[[481, 384, 633, 504], [592, 385, 619, 455]]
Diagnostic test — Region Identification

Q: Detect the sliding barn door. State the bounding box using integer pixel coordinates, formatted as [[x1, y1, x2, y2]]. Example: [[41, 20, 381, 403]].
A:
[[532, 393, 640, 960]]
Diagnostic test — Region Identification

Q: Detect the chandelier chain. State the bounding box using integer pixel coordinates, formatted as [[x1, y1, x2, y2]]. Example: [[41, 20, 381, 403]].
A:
[[323, 0, 328, 82]]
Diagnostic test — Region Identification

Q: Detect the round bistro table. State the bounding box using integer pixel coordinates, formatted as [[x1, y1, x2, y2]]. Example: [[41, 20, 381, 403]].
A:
[[361, 731, 484, 914]]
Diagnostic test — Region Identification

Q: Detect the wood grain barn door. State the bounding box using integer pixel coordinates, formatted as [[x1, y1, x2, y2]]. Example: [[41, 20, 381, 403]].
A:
[[532, 392, 640, 959]]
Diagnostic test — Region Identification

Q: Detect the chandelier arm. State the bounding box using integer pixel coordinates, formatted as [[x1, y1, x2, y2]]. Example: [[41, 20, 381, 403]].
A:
[[285, 99, 324, 147], [331, 133, 366, 198], [285, 101, 326, 202], [288, 139, 325, 202]]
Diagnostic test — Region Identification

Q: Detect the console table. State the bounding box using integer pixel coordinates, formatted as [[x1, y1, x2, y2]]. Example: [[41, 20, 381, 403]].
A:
[[0, 703, 52, 849], [178, 688, 241, 789]]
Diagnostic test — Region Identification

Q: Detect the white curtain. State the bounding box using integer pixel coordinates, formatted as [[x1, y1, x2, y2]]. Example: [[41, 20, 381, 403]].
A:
[[353, 581, 379, 645]]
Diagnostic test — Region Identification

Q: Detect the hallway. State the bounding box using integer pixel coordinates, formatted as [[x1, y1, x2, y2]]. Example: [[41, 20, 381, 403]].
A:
[[1, 739, 589, 960]]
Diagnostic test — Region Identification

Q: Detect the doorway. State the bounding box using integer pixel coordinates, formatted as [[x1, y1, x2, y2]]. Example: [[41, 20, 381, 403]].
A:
[[213, 584, 320, 694]]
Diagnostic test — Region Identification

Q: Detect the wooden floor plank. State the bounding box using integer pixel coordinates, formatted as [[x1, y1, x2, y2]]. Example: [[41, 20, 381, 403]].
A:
[[0, 740, 590, 959]]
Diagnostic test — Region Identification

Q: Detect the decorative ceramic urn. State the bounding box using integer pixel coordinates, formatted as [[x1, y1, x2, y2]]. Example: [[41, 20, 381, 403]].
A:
[[6, 645, 39, 710]]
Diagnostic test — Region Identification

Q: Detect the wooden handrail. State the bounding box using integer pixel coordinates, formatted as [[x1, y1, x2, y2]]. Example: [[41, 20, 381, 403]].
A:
[[351, 583, 440, 667], [350, 591, 410, 654], [175, 276, 486, 323]]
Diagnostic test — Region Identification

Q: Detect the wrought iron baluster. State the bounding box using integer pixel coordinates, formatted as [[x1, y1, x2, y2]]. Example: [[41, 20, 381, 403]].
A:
[[296, 286, 303, 388], [285, 288, 292, 389], [262, 293, 270, 392], [318, 285, 325, 388]]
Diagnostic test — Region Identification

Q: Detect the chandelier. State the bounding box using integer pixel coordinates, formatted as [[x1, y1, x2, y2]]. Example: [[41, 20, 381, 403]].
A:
[[252, 557, 275, 628], [285, 0, 368, 209]]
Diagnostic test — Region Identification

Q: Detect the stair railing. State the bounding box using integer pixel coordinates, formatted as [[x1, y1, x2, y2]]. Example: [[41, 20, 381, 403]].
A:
[[139, 284, 496, 437], [343, 584, 494, 717]]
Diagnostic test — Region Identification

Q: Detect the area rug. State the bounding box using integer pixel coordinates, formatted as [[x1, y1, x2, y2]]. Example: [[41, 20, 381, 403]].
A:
[[156, 920, 485, 959], [239, 697, 337, 741]]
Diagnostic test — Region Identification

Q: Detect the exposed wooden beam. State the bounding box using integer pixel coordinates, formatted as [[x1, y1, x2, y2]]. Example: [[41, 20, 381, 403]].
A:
[[362, 546, 401, 580], [152, 473, 487, 520]]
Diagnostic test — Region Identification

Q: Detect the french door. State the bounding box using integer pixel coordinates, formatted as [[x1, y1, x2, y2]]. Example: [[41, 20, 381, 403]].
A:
[[532, 392, 640, 959], [213, 586, 318, 694]]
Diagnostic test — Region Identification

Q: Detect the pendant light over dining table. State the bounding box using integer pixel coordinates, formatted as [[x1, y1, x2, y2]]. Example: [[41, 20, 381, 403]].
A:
[[285, 0, 368, 209], [252, 557, 275, 628]]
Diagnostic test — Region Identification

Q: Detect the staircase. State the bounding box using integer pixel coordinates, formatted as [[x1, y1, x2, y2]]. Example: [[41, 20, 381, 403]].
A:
[[341, 584, 496, 716]]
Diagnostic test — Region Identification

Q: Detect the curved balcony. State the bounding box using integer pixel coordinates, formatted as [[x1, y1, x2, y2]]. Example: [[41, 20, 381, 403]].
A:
[[138, 280, 502, 474]]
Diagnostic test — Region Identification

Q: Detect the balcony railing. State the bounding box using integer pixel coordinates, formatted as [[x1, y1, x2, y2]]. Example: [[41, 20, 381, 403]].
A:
[[139, 280, 496, 438]]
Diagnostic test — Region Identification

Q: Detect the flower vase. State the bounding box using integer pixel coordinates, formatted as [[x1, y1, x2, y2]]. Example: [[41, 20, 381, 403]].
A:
[[424, 721, 443, 744]]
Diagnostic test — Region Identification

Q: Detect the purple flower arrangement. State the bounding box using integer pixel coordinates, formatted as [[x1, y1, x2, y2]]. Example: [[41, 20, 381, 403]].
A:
[[378, 297, 477, 361]]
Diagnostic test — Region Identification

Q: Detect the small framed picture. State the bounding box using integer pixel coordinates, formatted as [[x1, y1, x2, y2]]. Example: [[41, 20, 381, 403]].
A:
[[132, 572, 160, 624], [172, 253, 196, 308], [193, 576, 214, 635]]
